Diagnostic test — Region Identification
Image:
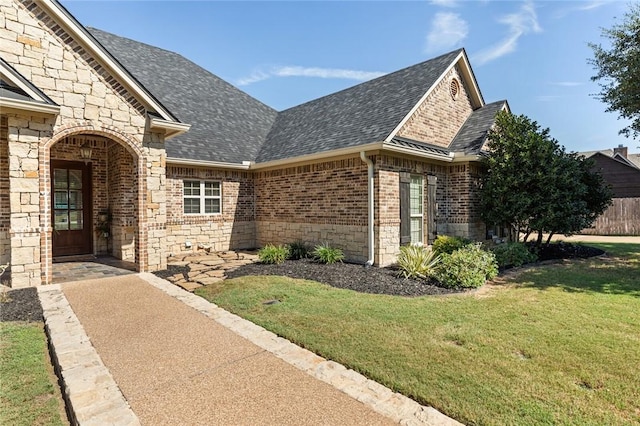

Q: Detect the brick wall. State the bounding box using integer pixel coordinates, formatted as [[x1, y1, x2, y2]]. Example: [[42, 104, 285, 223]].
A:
[[445, 162, 485, 240], [108, 143, 137, 261], [165, 166, 255, 255], [397, 66, 474, 147], [254, 156, 369, 262]]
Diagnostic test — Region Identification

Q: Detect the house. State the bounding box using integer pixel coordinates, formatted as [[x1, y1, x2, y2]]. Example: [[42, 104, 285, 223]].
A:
[[0, 0, 507, 287], [580, 145, 640, 235]]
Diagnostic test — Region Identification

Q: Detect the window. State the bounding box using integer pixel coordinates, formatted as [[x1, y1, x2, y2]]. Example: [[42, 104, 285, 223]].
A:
[[410, 175, 423, 244], [183, 180, 221, 214]]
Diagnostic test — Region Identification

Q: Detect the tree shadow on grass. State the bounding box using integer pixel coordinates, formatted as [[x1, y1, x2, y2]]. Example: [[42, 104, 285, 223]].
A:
[[510, 249, 640, 297]]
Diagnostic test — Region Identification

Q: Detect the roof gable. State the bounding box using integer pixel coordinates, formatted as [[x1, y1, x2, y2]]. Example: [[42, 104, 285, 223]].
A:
[[256, 49, 466, 163], [0, 57, 59, 115]]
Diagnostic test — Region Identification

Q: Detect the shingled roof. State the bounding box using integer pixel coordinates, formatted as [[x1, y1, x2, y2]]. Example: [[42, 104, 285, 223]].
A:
[[256, 49, 464, 163], [86, 28, 497, 165], [449, 100, 507, 154], [88, 28, 278, 164]]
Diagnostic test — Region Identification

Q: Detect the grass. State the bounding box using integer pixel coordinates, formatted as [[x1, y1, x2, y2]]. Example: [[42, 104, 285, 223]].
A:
[[0, 322, 67, 426], [196, 243, 640, 425]]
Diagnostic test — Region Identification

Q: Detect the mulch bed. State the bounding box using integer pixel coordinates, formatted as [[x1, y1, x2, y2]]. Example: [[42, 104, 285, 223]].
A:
[[0, 287, 43, 322], [534, 242, 604, 261], [226, 259, 463, 297]]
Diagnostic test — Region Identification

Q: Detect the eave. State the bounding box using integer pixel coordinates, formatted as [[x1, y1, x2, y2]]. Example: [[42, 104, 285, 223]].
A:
[[0, 97, 60, 116], [149, 117, 191, 140]]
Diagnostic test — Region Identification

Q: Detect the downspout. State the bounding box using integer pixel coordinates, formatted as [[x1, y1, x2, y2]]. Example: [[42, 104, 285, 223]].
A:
[[360, 152, 375, 266]]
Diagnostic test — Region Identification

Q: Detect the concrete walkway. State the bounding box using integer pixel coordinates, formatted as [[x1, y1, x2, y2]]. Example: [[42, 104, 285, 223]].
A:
[[40, 273, 460, 425]]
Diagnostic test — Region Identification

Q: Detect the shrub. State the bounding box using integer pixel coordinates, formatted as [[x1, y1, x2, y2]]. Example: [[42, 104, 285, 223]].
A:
[[491, 242, 537, 268], [432, 235, 471, 256], [434, 243, 498, 289], [288, 240, 310, 260], [312, 244, 345, 264], [397, 245, 441, 280], [258, 244, 289, 265]]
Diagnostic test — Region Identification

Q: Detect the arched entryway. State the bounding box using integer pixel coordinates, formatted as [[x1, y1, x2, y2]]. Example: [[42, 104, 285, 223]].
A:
[[41, 128, 145, 284]]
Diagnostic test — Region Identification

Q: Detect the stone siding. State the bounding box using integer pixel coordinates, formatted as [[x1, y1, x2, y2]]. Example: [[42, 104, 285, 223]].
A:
[[0, 117, 9, 266], [397, 66, 474, 148], [165, 166, 255, 255]]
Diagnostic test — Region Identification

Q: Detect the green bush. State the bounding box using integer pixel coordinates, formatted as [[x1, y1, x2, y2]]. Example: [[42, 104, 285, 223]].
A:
[[491, 242, 537, 268], [312, 244, 345, 264], [288, 241, 310, 260], [397, 245, 441, 280], [432, 235, 471, 256], [434, 243, 498, 289], [258, 244, 290, 265]]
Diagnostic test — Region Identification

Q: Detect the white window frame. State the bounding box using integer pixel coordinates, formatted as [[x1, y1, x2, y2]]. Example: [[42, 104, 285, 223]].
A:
[[183, 180, 222, 215], [410, 175, 424, 245]]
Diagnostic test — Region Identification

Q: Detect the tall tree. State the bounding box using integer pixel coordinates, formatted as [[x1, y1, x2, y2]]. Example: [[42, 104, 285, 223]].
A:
[[589, 4, 640, 140], [480, 111, 612, 246]]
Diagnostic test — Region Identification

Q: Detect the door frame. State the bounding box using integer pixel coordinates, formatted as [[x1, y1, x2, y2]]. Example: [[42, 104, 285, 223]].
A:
[[51, 159, 93, 257]]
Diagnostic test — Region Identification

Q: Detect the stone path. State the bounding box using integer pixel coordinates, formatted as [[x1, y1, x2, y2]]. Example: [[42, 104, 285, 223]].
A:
[[40, 273, 462, 425], [160, 250, 259, 292]]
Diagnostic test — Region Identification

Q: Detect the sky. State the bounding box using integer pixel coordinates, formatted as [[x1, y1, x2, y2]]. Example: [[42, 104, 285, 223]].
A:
[[59, 0, 639, 154]]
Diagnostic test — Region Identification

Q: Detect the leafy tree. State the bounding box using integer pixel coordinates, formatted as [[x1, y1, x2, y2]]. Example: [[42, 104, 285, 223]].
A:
[[480, 111, 612, 246], [589, 4, 640, 141]]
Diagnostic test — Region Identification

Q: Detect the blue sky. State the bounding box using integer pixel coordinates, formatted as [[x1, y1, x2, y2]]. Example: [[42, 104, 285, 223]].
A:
[[60, 0, 638, 154]]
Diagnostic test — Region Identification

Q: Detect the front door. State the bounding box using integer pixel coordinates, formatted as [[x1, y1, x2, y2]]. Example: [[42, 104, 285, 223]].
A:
[[51, 160, 92, 257]]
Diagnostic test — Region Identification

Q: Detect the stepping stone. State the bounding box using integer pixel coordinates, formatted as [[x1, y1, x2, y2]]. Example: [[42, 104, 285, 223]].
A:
[[167, 261, 189, 267], [187, 264, 210, 271], [218, 252, 239, 260], [201, 259, 225, 267], [205, 270, 225, 278], [175, 281, 203, 292], [196, 276, 224, 285]]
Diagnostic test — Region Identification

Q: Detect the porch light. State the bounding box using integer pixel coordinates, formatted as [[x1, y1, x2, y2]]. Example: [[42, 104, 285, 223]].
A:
[[79, 141, 92, 163]]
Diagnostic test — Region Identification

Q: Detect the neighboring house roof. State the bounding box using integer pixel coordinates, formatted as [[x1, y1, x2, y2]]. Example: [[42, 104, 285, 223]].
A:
[[88, 28, 278, 165], [449, 100, 508, 154], [256, 50, 464, 163], [582, 149, 640, 170]]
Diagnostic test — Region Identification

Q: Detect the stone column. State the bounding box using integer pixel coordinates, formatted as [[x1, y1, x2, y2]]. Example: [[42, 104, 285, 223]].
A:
[[142, 144, 167, 271], [7, 116, 49, 287]]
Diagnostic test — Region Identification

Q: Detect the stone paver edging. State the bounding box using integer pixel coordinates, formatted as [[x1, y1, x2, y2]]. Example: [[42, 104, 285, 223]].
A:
[[38, 285, 140, 426], [139, 272, 463, 426]]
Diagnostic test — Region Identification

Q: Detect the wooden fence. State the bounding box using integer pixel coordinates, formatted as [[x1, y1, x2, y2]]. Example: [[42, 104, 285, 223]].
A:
[[580, 197, 640, 236]]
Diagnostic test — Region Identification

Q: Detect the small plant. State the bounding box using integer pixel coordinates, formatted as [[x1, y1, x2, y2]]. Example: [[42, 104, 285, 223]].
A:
[[432, 235, 471, 256], [258, 244, 290, 265], [312, 243, 345, 264], [491, 242, 538, 268], [434, 243, 498, 289], [397, 245, 441, 280], [287, 240, 310, 260]]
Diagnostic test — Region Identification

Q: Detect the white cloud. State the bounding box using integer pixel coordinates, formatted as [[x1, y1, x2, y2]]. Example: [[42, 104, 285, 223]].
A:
[[473, 1, 542, 65], [236, 66, 385, 86], [553, 1, 608, 19], [430, 0, 458, 8], [425, 12, 469, 53], [551, 81, 583, 87]]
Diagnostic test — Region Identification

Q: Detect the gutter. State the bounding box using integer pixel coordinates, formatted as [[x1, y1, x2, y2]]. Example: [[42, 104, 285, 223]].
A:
[[0, 98, 60, 116], [360, 151, 375, 267], [166, 157, 252, 170]]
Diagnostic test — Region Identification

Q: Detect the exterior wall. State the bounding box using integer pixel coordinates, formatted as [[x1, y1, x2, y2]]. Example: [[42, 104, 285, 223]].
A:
[[444, 162, 485, 241], [108, 143, 137, 261], [165, 166, 255, 256], [375, 155, 448, 266], [0, 117, 9, 266], [1, 0, 167, 285], [590, 154, 640, 198], [396, 65, 474, 147], [254, 157, 369, 263]]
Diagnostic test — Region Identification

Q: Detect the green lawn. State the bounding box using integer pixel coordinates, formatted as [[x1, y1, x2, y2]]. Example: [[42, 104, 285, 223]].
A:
[[0, 322, 67, 426], [196, 243, 640, 425]]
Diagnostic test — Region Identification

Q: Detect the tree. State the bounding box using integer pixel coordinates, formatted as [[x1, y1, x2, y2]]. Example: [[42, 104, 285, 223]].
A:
[[480, 111, 612, 246], [589, 4, 640, 141]]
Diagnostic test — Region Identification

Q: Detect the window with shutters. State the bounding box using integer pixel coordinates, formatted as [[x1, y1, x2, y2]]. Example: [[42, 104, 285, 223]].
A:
[[409, 175, 423, 244], [183, 180, 221, 215]]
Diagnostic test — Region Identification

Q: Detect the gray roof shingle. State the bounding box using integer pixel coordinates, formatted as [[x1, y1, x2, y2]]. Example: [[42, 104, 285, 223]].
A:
[[449, 100, 507, 154], [88, 28, 278, 164], [256, 49, 465, 163]]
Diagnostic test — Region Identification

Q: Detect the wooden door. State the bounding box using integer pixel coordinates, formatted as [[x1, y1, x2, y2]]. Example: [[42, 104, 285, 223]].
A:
[[51, 160, 92, 257]]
